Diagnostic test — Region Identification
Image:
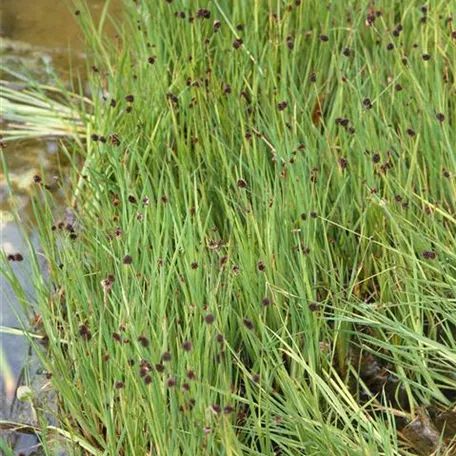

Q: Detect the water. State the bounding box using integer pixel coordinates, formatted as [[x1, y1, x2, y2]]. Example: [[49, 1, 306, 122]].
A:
[[0, 0, 119, 452]]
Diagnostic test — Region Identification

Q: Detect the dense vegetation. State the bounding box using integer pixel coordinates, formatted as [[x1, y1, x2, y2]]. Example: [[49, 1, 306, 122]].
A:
[[2, 0, 456, 454]]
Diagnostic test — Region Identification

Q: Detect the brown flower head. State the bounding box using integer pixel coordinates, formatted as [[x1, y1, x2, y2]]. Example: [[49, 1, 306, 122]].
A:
[[123, 255, 133, 265], [204, 314, 215, 324], [233, 38, 243, 49], [243, 318, 254, 330]]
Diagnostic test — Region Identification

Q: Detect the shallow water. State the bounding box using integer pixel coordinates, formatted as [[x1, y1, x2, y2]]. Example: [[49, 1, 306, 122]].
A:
[[0, 0, 119, 451]]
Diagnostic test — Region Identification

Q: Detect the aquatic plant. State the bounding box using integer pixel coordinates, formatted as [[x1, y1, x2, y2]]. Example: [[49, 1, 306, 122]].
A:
[[0, 72, 90, 141], [1, 0, 456, 454]]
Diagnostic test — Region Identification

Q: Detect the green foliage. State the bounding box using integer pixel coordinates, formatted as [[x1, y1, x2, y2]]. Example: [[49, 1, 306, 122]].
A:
[[2, 0, 456, 454]]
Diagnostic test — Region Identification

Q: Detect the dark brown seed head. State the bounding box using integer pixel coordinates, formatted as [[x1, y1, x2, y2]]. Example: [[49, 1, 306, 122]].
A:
[[309, 72, 317, 83], [262, 297, 271, 306], [224, 405, 234, 414], [182, 340, 193, 352], [196, 8, 211, 19], [216, 333, 224, 343], [243, 318, 254, 330], [257, 261, 266, 272], [339, 158, 348, 169], [138, 336, 149, 347], [114, 381, 124, 389], [91, 133, 99, 141], [240, 91, 251, 103], [33, 175, 42, 184], [310, 211, 318, 218], [128, 195, 137, 204], [125, 95, 134, 103], [372, 153, 381, 164], [422, 53, 431, 61], [155, 363, 165, 373], [422, 250, 437, 260], [110, 133, 120, 146], [161, 352, 171, 362], [233, 38, 243, 49], [436, 113, 445, 122], [252, 374, 260, 383], [14, 253, 24, 262], [211, 404, 221, 414], [110, 99, 117, 107], [362, 98, 372, 109], [395, 83, 403, 91], [79, 324, 91, 339], [386, 43, 394, 51], [190, 262, 199, 269], [123, 255, 133, 265], [340, 118, 349, 127], [148, 56, 156, 64], [113, 332, 121, 342], [139, 359, 152, 370], [187, 369, 196, 380], [319, 34, 329, 42], [406, 128, 416, 137], [366, 14, 375, 26], [343, 47, 351, 57], [213, 20, 221, 32], [144, 375, 152, 385], [277, 101, 288, 111], [204, 314, 215, 324], [167, 377, 176, 388], [103, 353, 110, 361], [237, 179, 248, 188], [308, 302, 318, 312]]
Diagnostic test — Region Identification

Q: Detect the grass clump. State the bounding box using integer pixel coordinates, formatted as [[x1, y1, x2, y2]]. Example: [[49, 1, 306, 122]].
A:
[[2, 0, 456, 454]]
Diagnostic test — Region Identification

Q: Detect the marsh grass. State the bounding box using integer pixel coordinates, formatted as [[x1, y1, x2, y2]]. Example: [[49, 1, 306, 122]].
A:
[[1, 0, 456, 454], [0, 71, 91, 142]]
